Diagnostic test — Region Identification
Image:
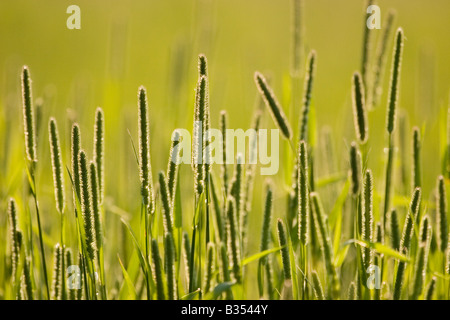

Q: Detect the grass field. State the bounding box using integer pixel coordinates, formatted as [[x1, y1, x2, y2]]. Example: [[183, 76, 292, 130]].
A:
[[0, 0, 449, 300]]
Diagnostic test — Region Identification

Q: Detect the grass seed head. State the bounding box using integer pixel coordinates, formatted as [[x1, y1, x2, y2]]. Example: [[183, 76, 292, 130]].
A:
[[299, 50, 316, 141], [436, 175, 448, 252], [260, 182, 273, 258], [159, 171, 174, 235], [390, 209, 400, 251], [349, 142, 362, 196], [7, 198, 20, 281], [51, 243, 62, 300], [277, 218, 291, 280], [151, 239, 166, 300], [412, 127, 421, 189], [49, 118, 65, 214], [298, 140, 309, 244], [78, 150, 96, 260], [164, 233, 177, 300], [167, 130, 180, 201], [71, 123, 82, 201], [311, 270, 325, 300], [424, 277, 436, 300], [138, 86, 155, 213], [372, 9, 396, 107], [226, 197, 241, 283]]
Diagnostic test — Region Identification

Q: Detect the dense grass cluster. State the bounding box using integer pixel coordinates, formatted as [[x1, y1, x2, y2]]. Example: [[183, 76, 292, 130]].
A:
[[1, 1, 449, 300]]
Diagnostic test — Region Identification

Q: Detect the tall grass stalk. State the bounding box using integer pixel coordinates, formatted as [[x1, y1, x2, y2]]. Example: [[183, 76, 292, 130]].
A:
[[49, 118, 66, 298], [310, 192, 338, 298], [424, 277, 436, 300], [436, 176, 448, 253], [258, 183, 273, 297], [390, 209, 400, 251], [447, 236, 450, 275], [254, 72, 292, 140], [349, 142, 362, 244], [138, 86, 155, 214], [203, 242, 215, 294], [219, 242, 233, 299], [299, 51, 316, 142], [260, 183, 273, 261], [151, 239, 166, 300], [352, 72, 368, 144], [311, 271, 325, 300], [297, 140, 309, 298], [93, 107, 105, 204], [192, 75, 208, 197], [182, 232, 191, 291], [371, 9, 396, 107], [167, 130, 180, 201], [210, 176, 225, 243], [220, 110, 228, 194], [393, 187, 421, 300], [373, 223, 383, 300], [200, 56, 212, 246], [22, 256, 33, 300], [230, 155, 243, 234], [159, 171, 174, 235], [411, 215, 431, 300], [226, 197, 241, 283], [21, 66, 37, 162], [89, 161, 106, 299], [7, 199, 21, 295], [412, 127, 421, 190], [277, 219, 291, 281], [242, 109, 262, 253], [51, 244, 62, 300], [362, 170, 374, 269], [21, 65, 50, 299], [165, 233, 177, 300], [78, 150, 96, 261], [349, 142, 362, 196], [447, 108, 450, 179], [65, 249, 76, 300], [49, 118, 65, 214], [71, 124, 82, 202]]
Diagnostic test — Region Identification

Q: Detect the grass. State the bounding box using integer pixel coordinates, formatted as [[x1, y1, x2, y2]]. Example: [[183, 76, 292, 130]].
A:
[[0, 1, 449, 301]]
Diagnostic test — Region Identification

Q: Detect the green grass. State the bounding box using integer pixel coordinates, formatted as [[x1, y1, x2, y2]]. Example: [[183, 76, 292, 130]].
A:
[[0, 0, 449, 301]]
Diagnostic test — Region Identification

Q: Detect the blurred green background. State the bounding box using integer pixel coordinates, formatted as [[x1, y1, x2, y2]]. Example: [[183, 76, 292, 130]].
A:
[[1, 0, 449, 298]]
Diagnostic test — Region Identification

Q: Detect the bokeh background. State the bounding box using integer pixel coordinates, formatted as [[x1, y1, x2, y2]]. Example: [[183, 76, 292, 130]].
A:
[[0, 0, 449, 298]]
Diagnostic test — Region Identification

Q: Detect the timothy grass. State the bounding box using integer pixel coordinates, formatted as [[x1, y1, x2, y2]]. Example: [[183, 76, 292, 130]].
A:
[[1, 1, 449, 302], [254, 72, 292, 140], [352, 72, 368, 144]]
